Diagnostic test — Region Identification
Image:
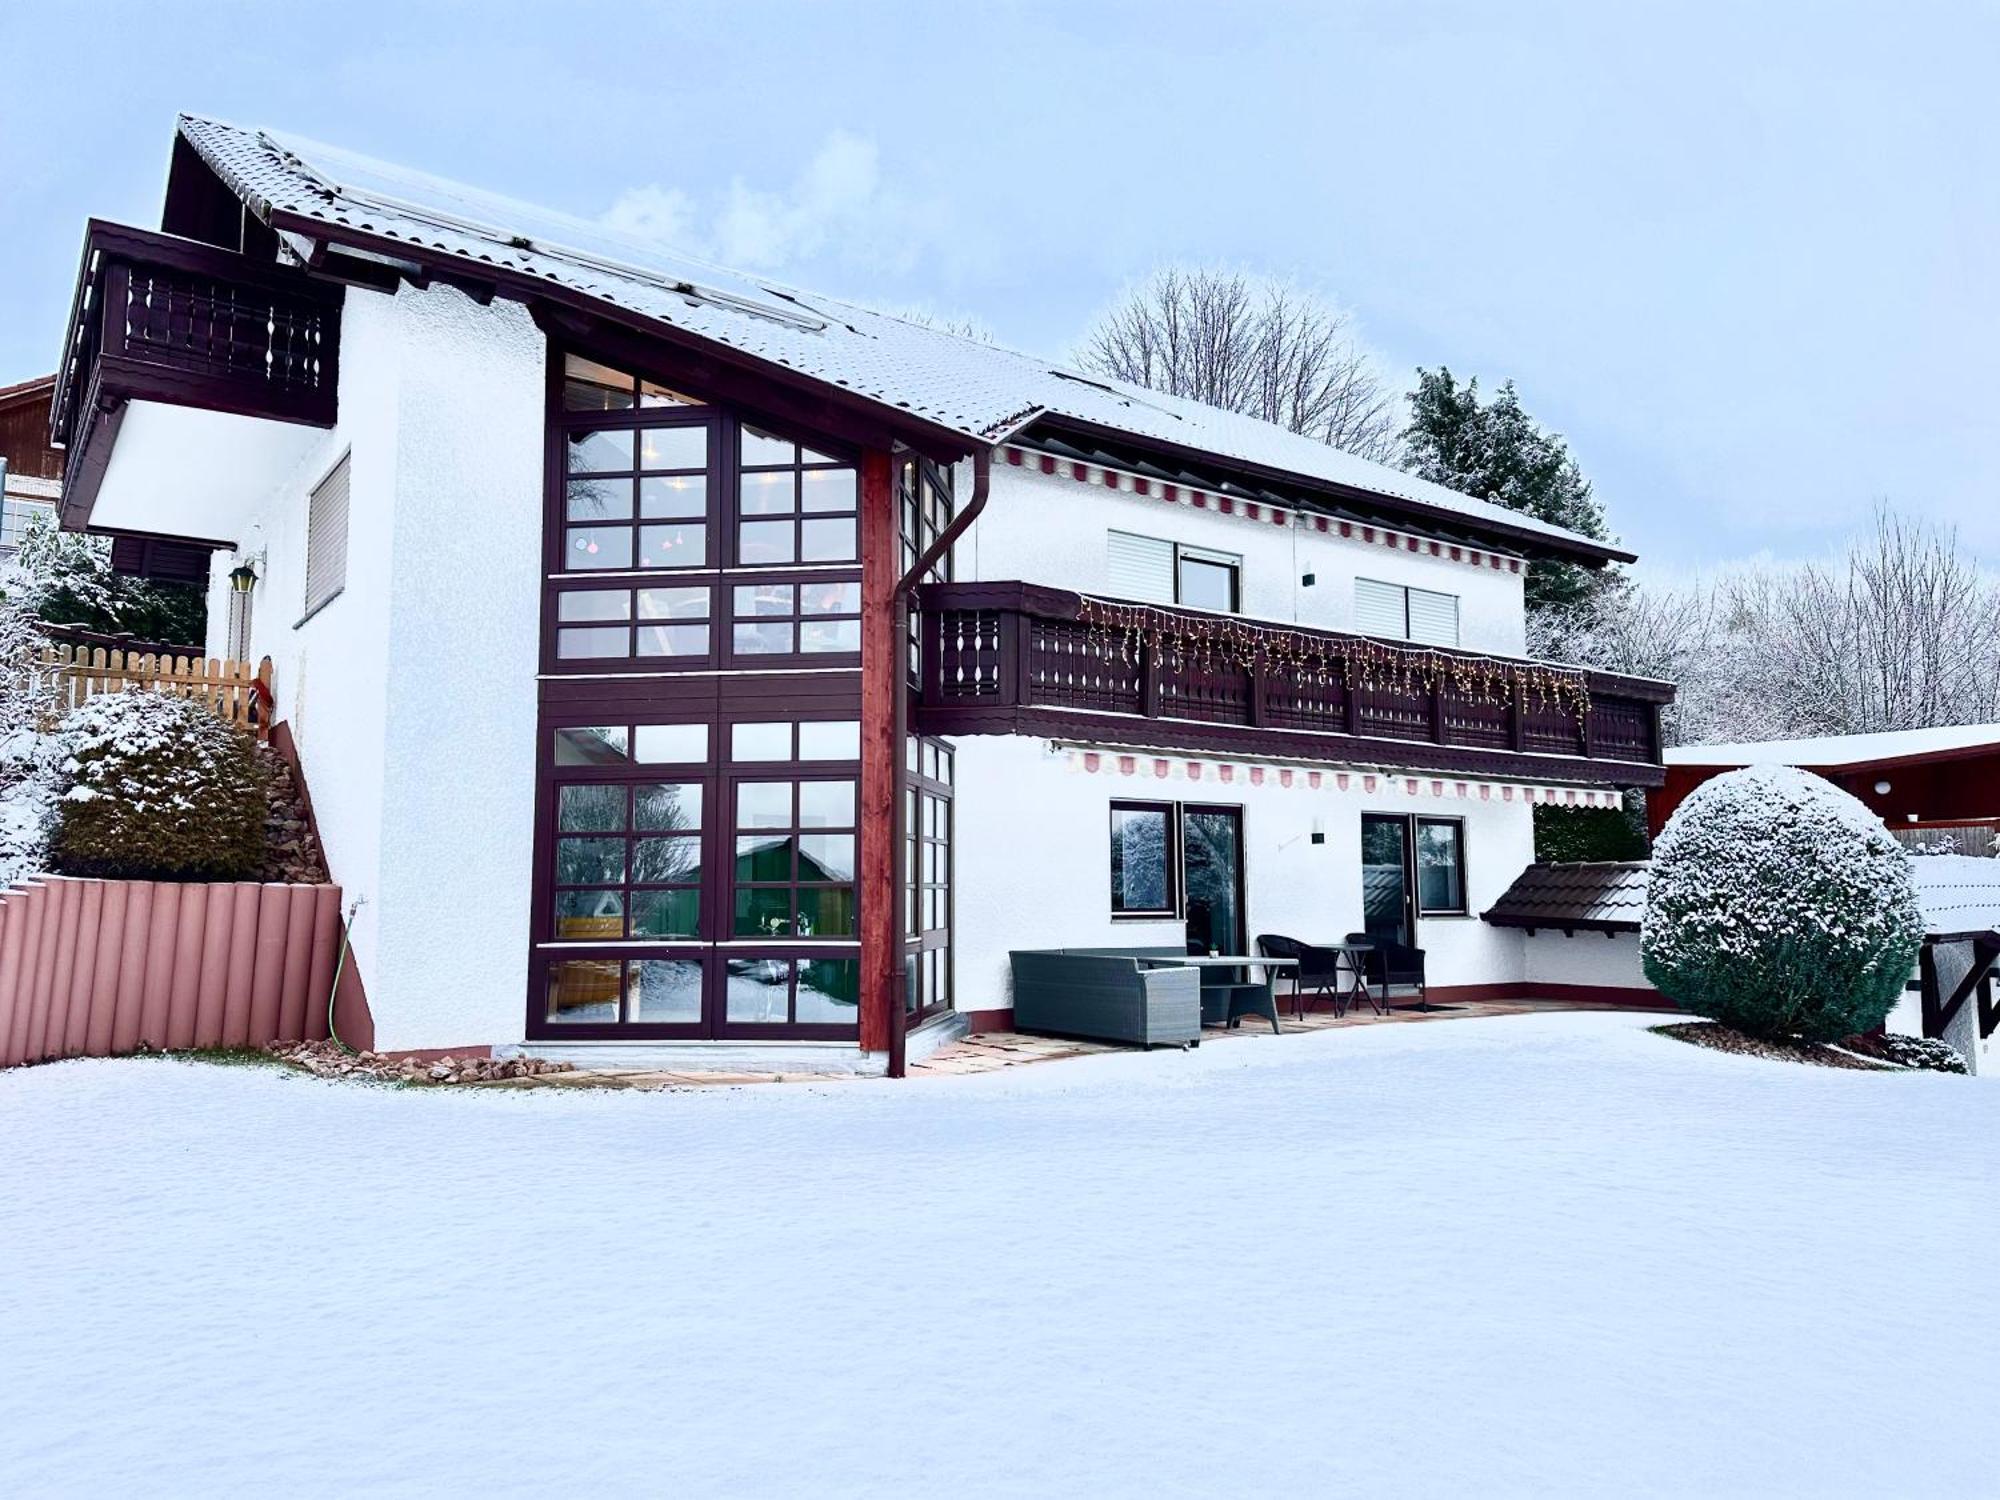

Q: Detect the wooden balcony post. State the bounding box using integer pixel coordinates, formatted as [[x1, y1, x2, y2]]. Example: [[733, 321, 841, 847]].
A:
[[858, 448, 900, 1064], [1140, 636, 1161, 719], [1508, 680, 1526, 753]]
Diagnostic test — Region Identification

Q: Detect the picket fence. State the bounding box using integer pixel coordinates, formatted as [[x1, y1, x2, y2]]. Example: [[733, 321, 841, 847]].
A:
[[0, 877, 345, 1068], [37, 646, 273, 739]]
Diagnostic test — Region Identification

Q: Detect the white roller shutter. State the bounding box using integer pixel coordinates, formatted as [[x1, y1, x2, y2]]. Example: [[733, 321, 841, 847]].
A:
[[304, 453, 350, 617], [1407, 586, 1461, 647], [1106, 531, 1175, 605], [1354, 578, 1407, 638]]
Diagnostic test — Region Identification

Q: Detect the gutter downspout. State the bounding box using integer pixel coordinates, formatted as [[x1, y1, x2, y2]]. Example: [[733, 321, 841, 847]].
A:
[[885, 447, 992, 1076]]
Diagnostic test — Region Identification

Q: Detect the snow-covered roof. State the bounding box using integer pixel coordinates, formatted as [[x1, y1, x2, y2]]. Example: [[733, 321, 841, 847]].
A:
[[1482, 861, 1648, 931], [172, 114, 1623, 563], [1665, 723, 2000, 770]]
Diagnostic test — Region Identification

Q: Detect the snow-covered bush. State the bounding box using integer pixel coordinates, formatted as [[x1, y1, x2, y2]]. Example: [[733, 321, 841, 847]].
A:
[[0, 598, 61, 884], [4, 510, 205, 647], [1642, 765, 1924, 1043], [50, 690, 267, 881]]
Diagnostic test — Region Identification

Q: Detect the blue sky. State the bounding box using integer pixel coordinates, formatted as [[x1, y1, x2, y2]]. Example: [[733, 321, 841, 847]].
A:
[[2, 1, 1991, 571]]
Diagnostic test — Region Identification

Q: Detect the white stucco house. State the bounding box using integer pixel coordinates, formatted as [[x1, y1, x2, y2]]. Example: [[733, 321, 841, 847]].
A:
[[45, 115, 1675, 1073]]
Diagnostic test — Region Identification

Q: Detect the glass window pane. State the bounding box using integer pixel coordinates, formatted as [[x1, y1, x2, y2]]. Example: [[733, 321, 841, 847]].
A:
[[555, 889, 625, 939], [795, 958, 859, 1023], [567, 428, 634, 474], [566, 478, 632, 523], [639, 380, 704, 408], [734, 583, 796, 616], [796, 885, 855, 937], [637, 523, 706, 568], [633, 724, 707, 763], [639, 476, 707, 519], [558, 783, 627, 832], [563, 356, 634, 412], [800, 468, 857, 513], [630, 888, 701, 940], [554, 725, 629, 765], [547, 959, 622, 1021], [636, 624, 709, 657], [800, 581, 861, 615], [735, 834, 794, 882], [735, 887, 794, 938], [797, 721, 860, 760], [738, 520, 796, 565], [637, 427, 707, 471], [558, 590, 631, 622], [800, 619, 860, 653], [636, 586, 709, 620], [629, 958, 701, 1021], [731, 722, 793, 761], [733, 621, 796, 655], [727, 958, 791, 1022], [633, 835, 705, 885], [737, 782, 792, 829], [558, 626, 630, 659], [799, 780, 855, 829], [565, 527, 633, 569], [1417, 820, 1465, 913], [1177, 555, 1239, 613], [798, 833, 855, 883], [635, 783, 703, 832], [1110, 804, 1171, 912], [800, 517, 856, 563], [555, 836, 625, 885], [741, 427, 796, 467], [739, 471, 795, 516]]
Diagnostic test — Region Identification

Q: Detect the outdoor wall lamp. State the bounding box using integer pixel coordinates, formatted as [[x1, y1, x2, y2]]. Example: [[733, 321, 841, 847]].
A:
[[228, 560, 259, 594], [1301, 571, 1317, 587], [1873, 780, 1892, 795], [1310, 816, 1326, 846]]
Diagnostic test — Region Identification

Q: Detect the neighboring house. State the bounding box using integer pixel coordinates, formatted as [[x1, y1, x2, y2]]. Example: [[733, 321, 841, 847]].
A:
[[1657, 725, 2000, 857], [0, 375, 62, 555], [43, 115, 1675, 1071]]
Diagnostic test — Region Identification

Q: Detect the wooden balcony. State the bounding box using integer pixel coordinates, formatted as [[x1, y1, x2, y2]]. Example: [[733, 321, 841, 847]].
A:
[[914, 581, 1672, 787], [50, 221, 342, 530]]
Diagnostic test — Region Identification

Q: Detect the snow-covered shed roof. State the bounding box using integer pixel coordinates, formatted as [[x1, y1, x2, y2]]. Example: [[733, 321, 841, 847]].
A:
[[1481, 861, 1648, 932], [168, 114, 1627, 566], [1665, 724, 2000, 771]]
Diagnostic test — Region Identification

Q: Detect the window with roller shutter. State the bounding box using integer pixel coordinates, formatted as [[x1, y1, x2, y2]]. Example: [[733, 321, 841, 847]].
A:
[[1355, 577, 1460, 647], [303, 452, 350, 619]]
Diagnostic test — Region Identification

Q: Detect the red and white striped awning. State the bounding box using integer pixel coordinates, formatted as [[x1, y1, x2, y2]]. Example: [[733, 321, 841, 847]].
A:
[[1058, 746, 1622, 808]]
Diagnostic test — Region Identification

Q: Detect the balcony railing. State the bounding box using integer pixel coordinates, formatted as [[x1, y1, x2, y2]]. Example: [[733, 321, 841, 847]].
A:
[[914, 581, 1672, 786], [51, 222, 342, 513]]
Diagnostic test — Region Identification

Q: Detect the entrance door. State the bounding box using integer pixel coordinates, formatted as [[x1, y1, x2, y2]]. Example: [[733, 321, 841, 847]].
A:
[[1183, 805, 1246, 954], [1360, 812, 1415, 948]]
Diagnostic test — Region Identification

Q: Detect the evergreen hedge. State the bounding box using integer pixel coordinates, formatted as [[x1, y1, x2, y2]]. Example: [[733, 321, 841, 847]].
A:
[[50, 691, 267, 881], [1641, 765, 1924, 1043]]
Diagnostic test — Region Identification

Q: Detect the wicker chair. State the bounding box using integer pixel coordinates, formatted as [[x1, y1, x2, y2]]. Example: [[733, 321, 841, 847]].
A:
[[1345, 933, 1429, 1010]]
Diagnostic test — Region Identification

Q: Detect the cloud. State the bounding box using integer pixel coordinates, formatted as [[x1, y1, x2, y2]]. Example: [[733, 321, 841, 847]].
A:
[[601, 131, 935, 277]]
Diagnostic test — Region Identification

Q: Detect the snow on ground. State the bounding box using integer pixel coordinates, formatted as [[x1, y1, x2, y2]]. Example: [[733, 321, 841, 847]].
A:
[[1, 1013, 1993, 1497]]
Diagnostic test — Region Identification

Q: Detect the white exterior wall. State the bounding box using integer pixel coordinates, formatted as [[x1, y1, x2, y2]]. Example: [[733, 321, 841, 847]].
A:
[[1520, 929, 1652, 992], [206, 286, 544, 1051], [958, 462, 1529, 655], [951, 736, 1536, 1015]]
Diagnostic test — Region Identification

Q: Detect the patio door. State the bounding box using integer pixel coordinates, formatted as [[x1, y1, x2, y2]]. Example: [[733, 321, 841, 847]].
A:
[[1360, 812, 1415, 948], [1183, 805, 1245, 955]]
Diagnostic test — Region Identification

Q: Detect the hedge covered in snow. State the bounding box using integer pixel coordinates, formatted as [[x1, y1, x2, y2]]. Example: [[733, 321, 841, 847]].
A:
[[50, 690, 268, 881], [1642, 765, 1924, 1043]]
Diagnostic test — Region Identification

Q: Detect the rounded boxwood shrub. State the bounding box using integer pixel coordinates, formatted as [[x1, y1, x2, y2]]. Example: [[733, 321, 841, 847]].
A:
[[1642, 764, 1923, 1043], [50, 690, 268, 881]]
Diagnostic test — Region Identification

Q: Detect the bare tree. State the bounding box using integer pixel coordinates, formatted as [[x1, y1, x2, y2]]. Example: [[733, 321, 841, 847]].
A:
[[1078, 267, 1401, 461]]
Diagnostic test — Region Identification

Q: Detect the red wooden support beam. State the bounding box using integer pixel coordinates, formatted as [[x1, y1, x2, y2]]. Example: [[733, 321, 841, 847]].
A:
[[858, 448, 899, 1060]]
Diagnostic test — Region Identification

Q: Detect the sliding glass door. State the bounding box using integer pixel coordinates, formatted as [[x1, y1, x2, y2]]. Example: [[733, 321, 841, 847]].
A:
[[1183, 805, 1245, 955]]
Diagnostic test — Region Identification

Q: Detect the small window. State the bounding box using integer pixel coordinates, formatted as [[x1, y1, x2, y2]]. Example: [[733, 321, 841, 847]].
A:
[[736, 428, 858, 565], [304, 452, 350, 619], [1415, 817, 1466, 915], [1109, 801, 1176, 916], [1108, 532, 1241, 613], [1355, 578, 1460, 647]]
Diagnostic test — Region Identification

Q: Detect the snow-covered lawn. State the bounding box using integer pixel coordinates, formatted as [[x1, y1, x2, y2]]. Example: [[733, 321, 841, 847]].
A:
[[1, 1013, 1992, 1497]]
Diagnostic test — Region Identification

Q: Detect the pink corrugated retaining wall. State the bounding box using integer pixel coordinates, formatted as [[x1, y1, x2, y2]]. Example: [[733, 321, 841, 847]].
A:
[[0, 877, 344, 1068]]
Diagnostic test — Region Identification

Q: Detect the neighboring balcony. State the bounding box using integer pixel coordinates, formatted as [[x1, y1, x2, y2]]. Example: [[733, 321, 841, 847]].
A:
[[50, 221, 343, 544], [914, 581, 1672, 787]]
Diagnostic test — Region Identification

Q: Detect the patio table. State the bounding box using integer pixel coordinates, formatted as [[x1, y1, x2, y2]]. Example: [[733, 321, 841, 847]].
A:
[[1317, 941, 1379, 1018], [1135, 955, 1298, 1035]]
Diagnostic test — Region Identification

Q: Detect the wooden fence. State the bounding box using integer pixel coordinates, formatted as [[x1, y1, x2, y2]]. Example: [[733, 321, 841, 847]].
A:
[[38, 646, 273, 739], [0, 877, 345, 1068]]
